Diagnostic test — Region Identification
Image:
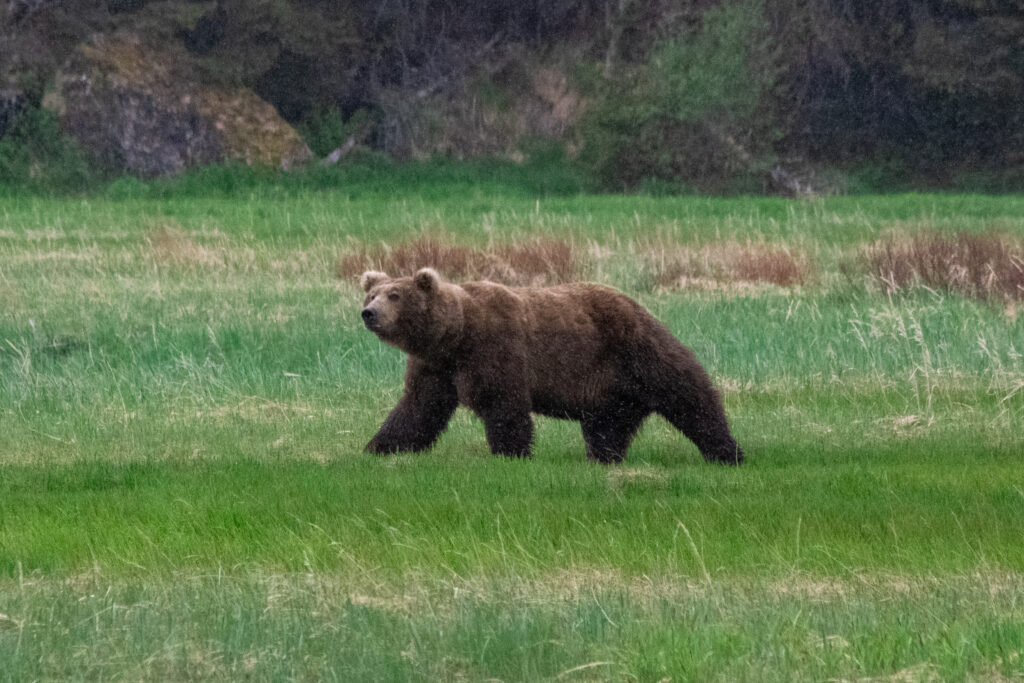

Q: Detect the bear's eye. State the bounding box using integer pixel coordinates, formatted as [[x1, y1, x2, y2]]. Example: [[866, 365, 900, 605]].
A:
[[387, 293, 400, 301]]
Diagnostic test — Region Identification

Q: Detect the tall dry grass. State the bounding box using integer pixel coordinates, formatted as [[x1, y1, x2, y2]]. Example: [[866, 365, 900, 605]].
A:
[[336, 236, 578, 286], [638, 240, 811, 291], [863, 230, 1024, 300]]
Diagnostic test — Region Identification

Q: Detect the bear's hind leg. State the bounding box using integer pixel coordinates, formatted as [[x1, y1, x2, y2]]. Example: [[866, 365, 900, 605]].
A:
[[580, 401, 649, 464], [645, 349, 743, 465], [656, 395, 743, 465]]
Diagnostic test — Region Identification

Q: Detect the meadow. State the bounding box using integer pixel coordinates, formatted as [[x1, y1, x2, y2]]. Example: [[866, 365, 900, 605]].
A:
[[1, 174, 1023, 680]]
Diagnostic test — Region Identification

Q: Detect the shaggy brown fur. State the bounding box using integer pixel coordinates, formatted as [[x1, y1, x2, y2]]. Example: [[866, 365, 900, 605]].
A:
[[359, 268, 743, 464]]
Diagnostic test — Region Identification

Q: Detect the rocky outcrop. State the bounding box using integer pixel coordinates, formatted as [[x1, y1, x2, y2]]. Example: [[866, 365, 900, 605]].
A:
[[43, 33, 312, 177]]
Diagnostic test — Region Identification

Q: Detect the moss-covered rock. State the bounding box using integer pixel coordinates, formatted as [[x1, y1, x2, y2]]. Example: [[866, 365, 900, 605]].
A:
[[44, 32, 311, 177]]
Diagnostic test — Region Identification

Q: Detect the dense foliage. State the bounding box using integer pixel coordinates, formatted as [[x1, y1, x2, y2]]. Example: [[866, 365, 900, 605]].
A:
[[1, 0, 1022, 191]]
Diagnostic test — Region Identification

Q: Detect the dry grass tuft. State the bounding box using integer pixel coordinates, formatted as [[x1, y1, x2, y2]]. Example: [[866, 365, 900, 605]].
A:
[[147, 223, 222, 268], [862, 663, 940, 683], [605, 466, 670, 488], [641, 240, 811, 292], [862, 230, 1024, 300], [336, 236, 577, 286]]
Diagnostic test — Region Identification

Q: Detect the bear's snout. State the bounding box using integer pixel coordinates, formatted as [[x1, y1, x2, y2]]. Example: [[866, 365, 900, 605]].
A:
[[361, 308, 378, 328]]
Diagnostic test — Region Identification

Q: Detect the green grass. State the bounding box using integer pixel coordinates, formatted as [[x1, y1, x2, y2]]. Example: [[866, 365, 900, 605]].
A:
[[1, 180, 1023, 680]]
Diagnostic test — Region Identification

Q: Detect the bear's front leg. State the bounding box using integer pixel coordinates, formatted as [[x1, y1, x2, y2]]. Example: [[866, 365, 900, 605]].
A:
[[479, 405, 534, 458], [366, 358, 458, 454], [457, 356, 534, 458]]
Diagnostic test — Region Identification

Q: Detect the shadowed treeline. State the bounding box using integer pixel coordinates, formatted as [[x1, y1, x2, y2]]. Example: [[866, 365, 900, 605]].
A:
[[2, 0, 1022, 193]]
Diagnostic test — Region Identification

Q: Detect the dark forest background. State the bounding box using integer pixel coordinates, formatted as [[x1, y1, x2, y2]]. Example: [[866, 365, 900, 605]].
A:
[[2, 0, 1023, 194]]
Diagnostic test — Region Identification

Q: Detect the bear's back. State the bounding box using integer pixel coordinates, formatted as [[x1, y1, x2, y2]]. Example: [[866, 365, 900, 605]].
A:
[[457, 280, 668, 416]]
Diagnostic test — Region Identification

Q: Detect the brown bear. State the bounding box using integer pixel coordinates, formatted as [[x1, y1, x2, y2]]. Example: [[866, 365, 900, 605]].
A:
[[359, 268, 743, 465]]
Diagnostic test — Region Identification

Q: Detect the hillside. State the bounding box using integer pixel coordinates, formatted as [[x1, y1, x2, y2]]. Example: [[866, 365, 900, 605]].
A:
[[2, 0, 1023, 192]]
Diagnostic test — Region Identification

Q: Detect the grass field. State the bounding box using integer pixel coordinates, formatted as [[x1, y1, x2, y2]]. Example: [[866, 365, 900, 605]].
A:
[[1, 179, 1023, 680]]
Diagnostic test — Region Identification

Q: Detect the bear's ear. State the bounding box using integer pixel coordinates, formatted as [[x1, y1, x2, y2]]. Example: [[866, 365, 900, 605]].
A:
[[360, 270, 389, 292], [414, 267, 441, 294]]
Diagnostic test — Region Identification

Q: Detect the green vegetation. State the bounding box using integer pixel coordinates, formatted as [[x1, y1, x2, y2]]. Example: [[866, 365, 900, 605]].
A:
[[580, 0, 780, 191], [0, 108, 94, 193], [0, 155, 596, 200], [1, 181, 1023, 679]]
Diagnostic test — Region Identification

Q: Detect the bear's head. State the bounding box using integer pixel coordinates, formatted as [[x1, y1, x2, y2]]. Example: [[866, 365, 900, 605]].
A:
[[359, 268, 464, 357]]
